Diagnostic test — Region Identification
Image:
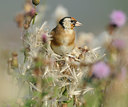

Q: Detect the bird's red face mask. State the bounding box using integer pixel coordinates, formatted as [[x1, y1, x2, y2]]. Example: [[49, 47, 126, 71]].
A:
[[71, 17, 82, 29]]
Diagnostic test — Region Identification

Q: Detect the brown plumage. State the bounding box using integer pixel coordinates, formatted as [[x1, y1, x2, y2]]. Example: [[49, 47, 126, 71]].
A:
[[50, 17, 82, 55]]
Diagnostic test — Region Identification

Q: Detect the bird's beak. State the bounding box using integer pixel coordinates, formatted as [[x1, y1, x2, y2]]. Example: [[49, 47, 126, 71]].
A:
[[75, 21, 82, 26]]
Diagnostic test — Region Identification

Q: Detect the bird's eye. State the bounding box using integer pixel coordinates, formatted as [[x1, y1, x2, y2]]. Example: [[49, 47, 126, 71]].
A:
[[71, 20, 74, 23]]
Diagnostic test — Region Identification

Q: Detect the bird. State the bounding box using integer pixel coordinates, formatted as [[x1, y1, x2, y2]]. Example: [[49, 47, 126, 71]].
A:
[[50, 17, 82, 55]]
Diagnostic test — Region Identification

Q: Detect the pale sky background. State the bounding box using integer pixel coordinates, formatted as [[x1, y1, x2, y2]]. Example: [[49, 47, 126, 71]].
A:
[[0, 0, 128, 49]]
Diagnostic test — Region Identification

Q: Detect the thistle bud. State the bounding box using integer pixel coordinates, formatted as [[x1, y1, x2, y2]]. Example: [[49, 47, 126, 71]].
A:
[[24, 8, 37, 29], [32, 0, 40, 6], [24, 16, 32, 29], [42, 34, 47, 43], [11, 52, 18, 68], [29, 8, 37, 18]]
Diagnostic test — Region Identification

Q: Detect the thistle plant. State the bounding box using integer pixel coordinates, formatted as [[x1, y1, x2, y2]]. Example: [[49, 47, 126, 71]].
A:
[[14, 21, 102, 106], [8, 1, 106, 107], [4, 0, 128, 106]]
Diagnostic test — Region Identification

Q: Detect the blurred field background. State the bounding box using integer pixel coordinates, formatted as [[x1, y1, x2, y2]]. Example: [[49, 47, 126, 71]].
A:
[[0, 0, 128, 106]]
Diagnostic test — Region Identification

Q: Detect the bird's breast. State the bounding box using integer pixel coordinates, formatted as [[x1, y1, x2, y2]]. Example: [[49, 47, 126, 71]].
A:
[[62, 30, 75, 45], [51, 43, 75, 55], [50, 27, 75, 55], [52, 29, 75, 46], [61, 36, 71, 45]]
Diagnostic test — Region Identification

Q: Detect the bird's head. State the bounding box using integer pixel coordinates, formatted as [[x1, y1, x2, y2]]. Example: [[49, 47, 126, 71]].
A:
[[59, 17, 82, 30]]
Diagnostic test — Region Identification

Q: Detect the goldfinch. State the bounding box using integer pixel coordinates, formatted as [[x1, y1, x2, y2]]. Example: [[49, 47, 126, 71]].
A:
[[50, 17, 82, 55]]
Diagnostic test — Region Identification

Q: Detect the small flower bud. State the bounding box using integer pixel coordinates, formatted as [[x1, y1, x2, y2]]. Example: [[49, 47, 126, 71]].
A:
[[42, 34, 47, 43], [32, 0, 40, 6], [11, 52, 18, 68], [29, 8, 37, 18], [24, 16, 32, 29], [24, 8, 37, 29]]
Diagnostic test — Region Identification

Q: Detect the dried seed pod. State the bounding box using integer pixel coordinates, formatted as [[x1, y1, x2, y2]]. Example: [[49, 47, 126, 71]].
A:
[[24, 8, 37, 29], [11, 52, 18, 68], [32, 0, 40, 6], [24, 15, 32, 29]]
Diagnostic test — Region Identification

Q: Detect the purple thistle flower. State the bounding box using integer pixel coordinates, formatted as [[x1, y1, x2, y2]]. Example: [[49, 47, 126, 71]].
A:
[[112, 39, 126, 50], [110, 10, 127, 27], [92, 61, 110, 79], [42, 34, 47, 43]]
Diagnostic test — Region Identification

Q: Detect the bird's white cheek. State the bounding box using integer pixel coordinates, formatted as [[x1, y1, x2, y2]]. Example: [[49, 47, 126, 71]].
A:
[[63, 21, 71, 29]]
